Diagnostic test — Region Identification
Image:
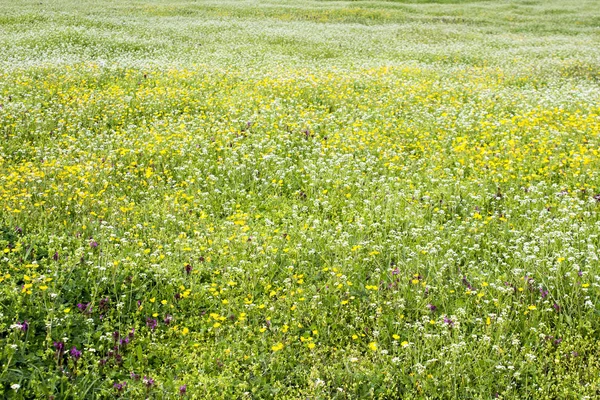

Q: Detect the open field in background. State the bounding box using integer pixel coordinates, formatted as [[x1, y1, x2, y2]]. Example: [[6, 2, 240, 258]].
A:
[[1, 0, 600, 398]]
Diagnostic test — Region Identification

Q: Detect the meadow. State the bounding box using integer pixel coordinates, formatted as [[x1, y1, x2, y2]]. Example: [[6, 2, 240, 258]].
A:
[[1, 0, 600, 398]]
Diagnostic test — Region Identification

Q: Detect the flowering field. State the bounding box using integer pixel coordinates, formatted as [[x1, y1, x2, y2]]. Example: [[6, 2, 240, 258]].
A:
[[1, 0, 600, 398]]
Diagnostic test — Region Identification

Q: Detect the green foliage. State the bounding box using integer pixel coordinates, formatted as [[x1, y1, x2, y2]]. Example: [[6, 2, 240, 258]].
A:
[[1, 0, 600, 398]]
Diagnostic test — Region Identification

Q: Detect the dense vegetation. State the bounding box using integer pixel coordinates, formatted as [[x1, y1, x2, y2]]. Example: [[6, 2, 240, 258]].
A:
[[1, 0, 600, 398]]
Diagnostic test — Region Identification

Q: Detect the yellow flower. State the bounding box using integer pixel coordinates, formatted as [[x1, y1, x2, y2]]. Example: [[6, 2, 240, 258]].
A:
[[64, 308, 71, 313], [392, 334, 400, 340], [213, 322, 221, 328], [401, 341, 409, 348], [182, 327, 189, 335], [368, 342, 378, 351], [150, 297, 156, 303], [272, 343, 284, 352], [528, 305, 537, 310], [161, 300, 167, 305], [307, 343, 316, 349]]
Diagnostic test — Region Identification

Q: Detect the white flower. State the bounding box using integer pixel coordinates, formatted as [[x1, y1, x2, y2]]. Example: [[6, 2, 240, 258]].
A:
[[11, 384, 20, 391]]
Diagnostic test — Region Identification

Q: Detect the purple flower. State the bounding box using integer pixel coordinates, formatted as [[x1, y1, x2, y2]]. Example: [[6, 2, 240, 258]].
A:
[[113, 331, 120, 341], [89, 239, 98, 248], [443, 316, 454, 327], [539, 288, 548, 298], [130, 372, 140, 381], [114, 382, 126, 392], [593, 194, 600, 202], [70, 346, 82, 360], [53, 341, 65, 352], [184, 264, 192, 275], [129, 328, 135, 339], [553, 303, 561, 312], [53, 251, 59, 261], [15, 226, 23, 234], [99, 297, 110, 310], [146, 317, 158, 330], [179, 384, 187, 396], [462, 276, 473, 290], [427, 304, 437, 312], [392, 267, 399, 276], [164, 314, 173, 325], [143, 376, 155, 387], [77, 302, 92, 314], [17, 320, 28, 332]]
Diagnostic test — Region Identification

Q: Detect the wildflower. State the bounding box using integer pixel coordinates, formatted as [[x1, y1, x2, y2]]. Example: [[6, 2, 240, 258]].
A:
[[114, 382, 126, 393], [368, 342, 377, 351], [427, 304, 437, 312], [99, 297, 110, 310], [164, 314, 173, 325], [179, 385, 187, 396], [17, 320, 28, 332], [77, 303, 92, 314], [146, 317, 158, 330], [143, 376, 155, 387], [272, 343, 284, 351], [130, 372, 140, 380], [89, 239, 99, 248], [184, 264, 192, 275], [70, 346, 82, 360], [443, 316, 454, 327], [11, 383, 20, 391]]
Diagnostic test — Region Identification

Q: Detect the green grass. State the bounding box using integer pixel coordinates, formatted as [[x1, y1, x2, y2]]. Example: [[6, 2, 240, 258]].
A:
[[1, 0, 600, 398]]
